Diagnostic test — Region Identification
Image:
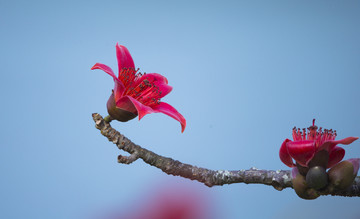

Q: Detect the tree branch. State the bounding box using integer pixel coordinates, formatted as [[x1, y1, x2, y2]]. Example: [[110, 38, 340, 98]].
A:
[[92, 113, 360, 197]]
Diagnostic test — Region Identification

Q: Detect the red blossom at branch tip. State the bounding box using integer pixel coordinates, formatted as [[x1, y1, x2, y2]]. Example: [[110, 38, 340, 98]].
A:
[[91, 43, 186, 132]]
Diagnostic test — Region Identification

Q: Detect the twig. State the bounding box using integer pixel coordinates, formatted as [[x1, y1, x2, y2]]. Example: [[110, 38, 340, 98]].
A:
[[92, 113, 360, 197]]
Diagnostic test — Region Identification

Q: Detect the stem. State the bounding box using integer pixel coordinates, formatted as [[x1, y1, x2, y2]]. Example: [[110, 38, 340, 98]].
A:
[[92, 113, 360, 197], [104, 115, 113, 123]]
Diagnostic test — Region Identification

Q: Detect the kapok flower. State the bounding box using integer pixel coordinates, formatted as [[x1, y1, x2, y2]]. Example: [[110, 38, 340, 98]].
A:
[[91, 43, 186, 132], [102, 184, 210, 219], [279, 119, 358, 169]]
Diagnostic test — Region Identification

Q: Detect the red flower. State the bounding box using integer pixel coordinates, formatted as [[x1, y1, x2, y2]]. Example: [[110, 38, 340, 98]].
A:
[[99, 183, 211, 219], [280, 119, 358, 168], [91, 43, 186, 132]]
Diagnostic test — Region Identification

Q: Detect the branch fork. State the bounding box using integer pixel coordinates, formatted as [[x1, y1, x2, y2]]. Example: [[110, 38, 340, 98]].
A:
[[92, 113, 360, 197]]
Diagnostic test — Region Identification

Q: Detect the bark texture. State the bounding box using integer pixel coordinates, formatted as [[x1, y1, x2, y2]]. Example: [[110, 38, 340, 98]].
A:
[[92, 113, 360, 197]]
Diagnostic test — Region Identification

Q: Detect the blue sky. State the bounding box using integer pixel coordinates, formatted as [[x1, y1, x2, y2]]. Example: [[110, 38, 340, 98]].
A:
[[1, 0, 360, 218]]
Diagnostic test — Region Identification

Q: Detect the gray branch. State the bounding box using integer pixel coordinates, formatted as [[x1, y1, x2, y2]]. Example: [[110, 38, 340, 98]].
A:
[[92, 113, 360, 197]]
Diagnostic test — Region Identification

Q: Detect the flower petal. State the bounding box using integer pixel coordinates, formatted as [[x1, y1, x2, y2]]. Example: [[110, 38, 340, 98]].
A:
[[116, 43, 135, 70], [113, 80, 126, 103], [115, 96, 139, 115], [134, 73, 169, 88], [155, 83, 173, 98], [279, 139, 295, 167], [117, 95, 163, 122], [287, 140, 316, 167], [319, 137, 359, 152], [152, 102, 186, 133], [91, 63, 117, 79], [116, 97, 186, 132], [141, 73, 169, 84], [91, 63, 125, 99], [135, 73, 173, 98], [327, 146, 345, 168]]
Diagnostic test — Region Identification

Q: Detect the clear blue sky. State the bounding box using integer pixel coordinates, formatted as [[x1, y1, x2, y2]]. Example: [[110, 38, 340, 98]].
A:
[[1, 0, 360, 218]]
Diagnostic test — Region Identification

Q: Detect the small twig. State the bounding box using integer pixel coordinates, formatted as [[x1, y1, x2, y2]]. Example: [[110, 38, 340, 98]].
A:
[[92, 113, 360, 197], [118, 152, 139, 164]]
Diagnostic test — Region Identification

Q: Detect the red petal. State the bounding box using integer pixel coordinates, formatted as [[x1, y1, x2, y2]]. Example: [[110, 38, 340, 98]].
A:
[[155, 83, 173, 98], [319, 137, 359, 151], [142, 73, 169, 84], [91, 63, 117, 79], [134, 73, 169, 87], [127, 96, 155, 118], [117, 95, 162, 124], [327, 146, 345, 168], [113, 80, 125, 103], [91, 63, 125, 98], [116, 43, 135, 71], [115, 96, 138, 114], [287, 140, 316, 167], [152, 102, 186, 133], [133, 73, 173, 98], [279, 139, 295, 167], [118, 96, 186, 132]]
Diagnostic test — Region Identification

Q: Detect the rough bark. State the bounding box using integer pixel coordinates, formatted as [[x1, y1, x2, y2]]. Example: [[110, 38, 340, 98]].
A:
[[92, 113, 360, 197]]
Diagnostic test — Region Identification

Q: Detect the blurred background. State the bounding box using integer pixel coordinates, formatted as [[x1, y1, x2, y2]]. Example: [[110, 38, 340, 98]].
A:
[[1, 0, 360, 218]]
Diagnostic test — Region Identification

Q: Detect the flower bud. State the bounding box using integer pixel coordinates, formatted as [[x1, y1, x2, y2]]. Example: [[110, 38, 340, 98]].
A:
[[292, 169, 320, 200], [107, 93, 137, 122], [305, 166, 328, 190], [328, 159, 359, 190]]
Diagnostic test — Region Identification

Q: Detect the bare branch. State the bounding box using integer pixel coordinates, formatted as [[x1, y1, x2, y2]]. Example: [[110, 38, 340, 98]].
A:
[[92, 113, 360, 197], [118, 152, 139, 164]]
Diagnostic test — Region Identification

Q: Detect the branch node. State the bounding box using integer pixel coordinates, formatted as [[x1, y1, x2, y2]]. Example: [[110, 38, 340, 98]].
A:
[[92, 113, 360, 197]]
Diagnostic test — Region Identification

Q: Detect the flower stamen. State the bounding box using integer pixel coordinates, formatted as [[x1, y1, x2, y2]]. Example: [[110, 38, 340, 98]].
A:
[[119, 68, 161, 107], [292, 119, 337, 147]]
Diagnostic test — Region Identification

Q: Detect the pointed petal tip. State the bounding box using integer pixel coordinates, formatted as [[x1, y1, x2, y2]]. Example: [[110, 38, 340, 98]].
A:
[[115, 42, 123, 50], [136, 103, 186, 133], [116, 43, 135, 70], [91, 63, 103, 70], [138, 113, 145, 121], [338, 136, 359, 145], [150, 102, 186, 133], [90, 64, 96, 70], [90, 63, 123, 85], [116, 42, 124, 49], [181, 120, 186, 133]]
